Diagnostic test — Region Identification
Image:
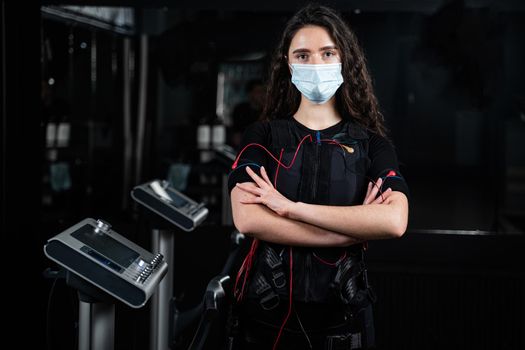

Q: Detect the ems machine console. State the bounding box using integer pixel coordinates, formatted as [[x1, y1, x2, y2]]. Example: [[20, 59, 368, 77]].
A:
[[44, 218, 168, 308], [131, 179, 208, 231]]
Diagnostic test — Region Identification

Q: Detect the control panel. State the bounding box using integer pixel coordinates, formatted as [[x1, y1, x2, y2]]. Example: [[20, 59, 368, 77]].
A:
[[131, 179, 208, 231], [44, 218, 168, 308]]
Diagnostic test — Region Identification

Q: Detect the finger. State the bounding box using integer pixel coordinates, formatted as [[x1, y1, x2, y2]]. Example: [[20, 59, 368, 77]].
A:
[[365, 193, 378, 205], [366, 178, 381, 204], [260, 166, 274, 188], [236, 182, 263, 196], [239, 196, 263, 204], [245, 166, 267, 189], [364, 183, 374, 205], [382, 187, 393, 200], [373, 188, 391, 204], [373, 184, 388, 203], [363, 192, 372, 205], [372, 195, 383, 204], [237, 182, 260, 190], [236, 190, 260, 204], [365, 181, 372, 199], [371, 177, 383, 197]]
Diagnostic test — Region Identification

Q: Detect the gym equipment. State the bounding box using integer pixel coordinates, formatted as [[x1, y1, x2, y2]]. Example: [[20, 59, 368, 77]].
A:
[[132, 179, 208, 350], [131, 179, 208, 232], [44, 218, 168, 350]]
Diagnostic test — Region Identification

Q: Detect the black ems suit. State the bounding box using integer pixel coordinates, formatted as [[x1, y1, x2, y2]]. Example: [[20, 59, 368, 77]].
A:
[[228, 118, 409, 349]]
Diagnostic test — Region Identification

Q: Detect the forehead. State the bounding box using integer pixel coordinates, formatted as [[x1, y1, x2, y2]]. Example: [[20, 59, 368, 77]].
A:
[[288, 25, 336, 51]]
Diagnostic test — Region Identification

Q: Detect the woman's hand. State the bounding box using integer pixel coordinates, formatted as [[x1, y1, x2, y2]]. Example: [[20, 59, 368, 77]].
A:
[[235, 166, 294, 217], [363, 177, 392, 205]]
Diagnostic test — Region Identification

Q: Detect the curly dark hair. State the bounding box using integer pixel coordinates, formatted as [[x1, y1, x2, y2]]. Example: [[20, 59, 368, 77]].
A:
[[262, 4, 387, 137]]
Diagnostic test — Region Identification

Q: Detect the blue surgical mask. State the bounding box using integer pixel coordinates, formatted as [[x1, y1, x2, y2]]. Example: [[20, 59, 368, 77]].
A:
[[290, 63, 344, 104]]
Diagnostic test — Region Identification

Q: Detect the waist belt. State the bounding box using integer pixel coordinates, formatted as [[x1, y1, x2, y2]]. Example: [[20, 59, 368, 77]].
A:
[[240, 318, 363, 349]]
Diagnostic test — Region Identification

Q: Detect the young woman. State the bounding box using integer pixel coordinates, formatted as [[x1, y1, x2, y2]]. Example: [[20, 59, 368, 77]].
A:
[[228, 4, 409, 349]]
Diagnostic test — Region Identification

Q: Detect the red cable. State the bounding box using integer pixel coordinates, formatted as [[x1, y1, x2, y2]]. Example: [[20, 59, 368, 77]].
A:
[[234, 239, 259, 301], [234, 136, 387, 201], [272, 247, 293, 350], [232, 134, 312, 170], [274, 148, 284, 188], [313, 251, 347, 267]]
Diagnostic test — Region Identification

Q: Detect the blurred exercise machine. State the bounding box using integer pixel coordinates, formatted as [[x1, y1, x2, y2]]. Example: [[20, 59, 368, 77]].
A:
[[132, 179, 209, 350], [169, 230, 244, 350], [132, 179, 244, 350]]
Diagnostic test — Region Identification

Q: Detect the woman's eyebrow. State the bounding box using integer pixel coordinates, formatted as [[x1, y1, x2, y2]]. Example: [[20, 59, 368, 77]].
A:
[[292, 48, 311, 54], [319, 45, 338, 51]]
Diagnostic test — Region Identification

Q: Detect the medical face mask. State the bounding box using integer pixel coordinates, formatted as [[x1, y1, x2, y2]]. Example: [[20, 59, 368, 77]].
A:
[[290, 63, 344, 104]]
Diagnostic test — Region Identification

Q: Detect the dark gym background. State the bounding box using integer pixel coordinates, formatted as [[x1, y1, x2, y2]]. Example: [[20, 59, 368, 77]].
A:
[[1, 0, 524, 349]]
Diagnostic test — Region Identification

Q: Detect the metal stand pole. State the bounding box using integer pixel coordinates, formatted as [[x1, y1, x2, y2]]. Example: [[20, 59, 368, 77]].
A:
[[78, 300, 115, 350], [150, 229, 174, 350]]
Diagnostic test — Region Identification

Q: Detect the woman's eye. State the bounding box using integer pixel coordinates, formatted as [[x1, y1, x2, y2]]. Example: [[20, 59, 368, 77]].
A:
[[324, 51, 336, 57], [296, 54, 308, 61]]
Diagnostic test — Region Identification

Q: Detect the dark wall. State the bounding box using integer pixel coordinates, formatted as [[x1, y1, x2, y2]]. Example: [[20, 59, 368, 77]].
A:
[[367, 232, 524, 349], [352, 7, 525, 233], [1, 0, 46, 346]]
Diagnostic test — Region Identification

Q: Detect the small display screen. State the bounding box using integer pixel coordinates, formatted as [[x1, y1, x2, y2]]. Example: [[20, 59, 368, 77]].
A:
[[72, 225, 139, 269], [166, 188, 190, 208]]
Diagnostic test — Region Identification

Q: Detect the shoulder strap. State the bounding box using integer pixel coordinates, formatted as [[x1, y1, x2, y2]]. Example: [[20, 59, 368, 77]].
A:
[[347, 121, 369, 140], [331, 121, 369, 144]]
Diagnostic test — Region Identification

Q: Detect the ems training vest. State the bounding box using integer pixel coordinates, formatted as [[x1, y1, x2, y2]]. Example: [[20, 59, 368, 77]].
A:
[[246, 119, 372, 306]]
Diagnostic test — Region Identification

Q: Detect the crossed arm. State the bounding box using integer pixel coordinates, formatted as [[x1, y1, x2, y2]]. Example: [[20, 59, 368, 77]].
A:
[[231, 166, 409, 247]]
